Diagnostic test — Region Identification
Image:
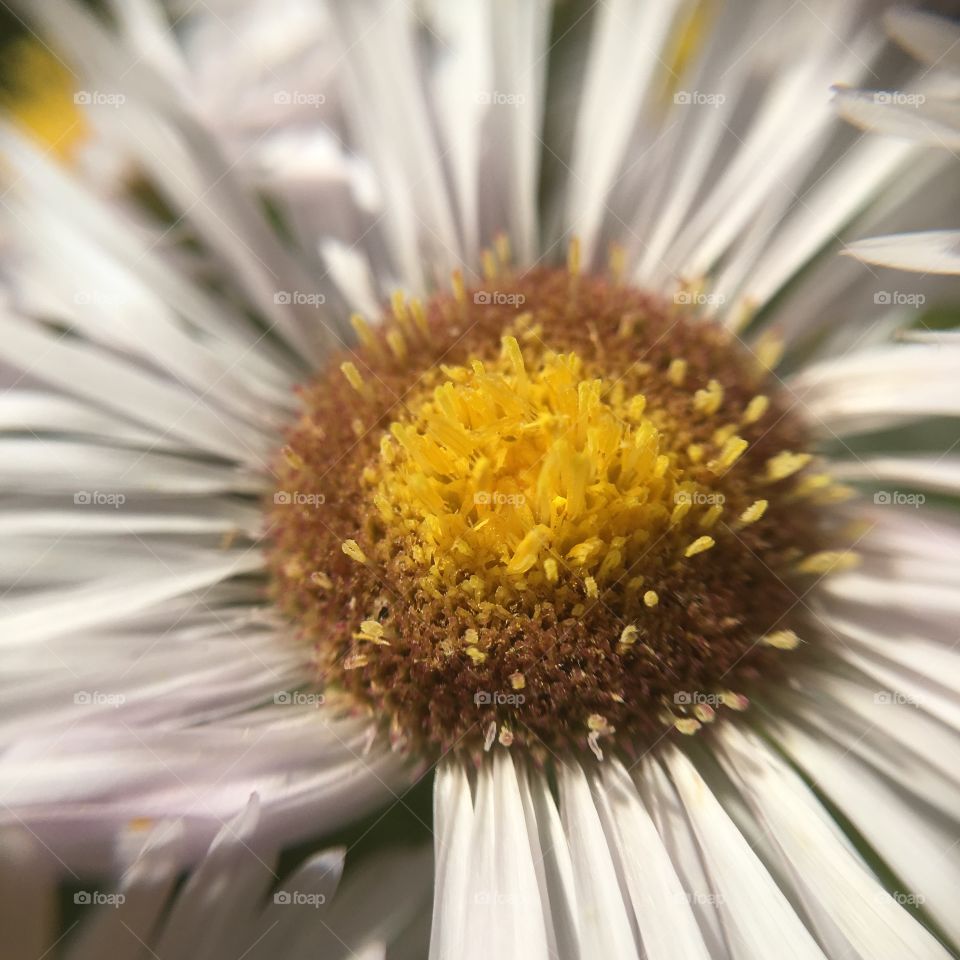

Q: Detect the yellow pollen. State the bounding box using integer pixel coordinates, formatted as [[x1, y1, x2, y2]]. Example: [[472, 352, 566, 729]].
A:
[[767, 451, 812, 482], [693, 379, 724, 414], [762, 629, 799, 650], [708, 435, 748, 474], [386, 328, 407, 361], [482, 248, 498, 281], [684, 535, 715, 558], [796, 550, 860, 575], [494, 233, 511, 268], [340, 361, 366, 394], [282, 445, 304, 470], [350, 313, 377, 351], [360, 340, 743, 619], [739, 499, 768, 524], [341, 539, 368, 564], [754, 332, 784, 371], [644, 590, 659, 607], [510, 672, 526, 690], [620, 625, 639, 645], [667, 358, 688, 385], [674, 717, 701, 735], [357, 620, 389, 645], [743, 394, 769, 424], [311, 571, 333, 589], [608, 243, 627, 283], [567, 236, 581, 276]]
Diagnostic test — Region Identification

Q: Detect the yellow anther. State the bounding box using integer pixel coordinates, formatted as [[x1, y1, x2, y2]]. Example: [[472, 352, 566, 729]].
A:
[[767, 451, 812, 482], [693, 379, 724, 415], [685, 535, 715, 558], [340, 361, 366, 395], [739, 499, 768, 524], [644, 590, 659, 607], [620, 624, 639, 645], [282, 445, 304, 470], [510, 672, 526, 690], [386, 328, 407, 361], [796, 550, 860, 575], [341, 539, 368, 564], [567, 236, 581, 276], [743, 394, 769, 424], [762, 629, 799, 650], [667, 358, 687, 386], [708, 436, 748, 474]]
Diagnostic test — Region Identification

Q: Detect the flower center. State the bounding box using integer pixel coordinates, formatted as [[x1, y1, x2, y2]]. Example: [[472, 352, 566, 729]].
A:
[[268, 257, 853, 760]]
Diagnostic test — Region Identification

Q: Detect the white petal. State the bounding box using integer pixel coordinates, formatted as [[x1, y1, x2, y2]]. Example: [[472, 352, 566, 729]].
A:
[[844, 230, 960, 274], [664, 748, 829, 959], [718, 724, 953, 959], [556, 761, 638, 958]]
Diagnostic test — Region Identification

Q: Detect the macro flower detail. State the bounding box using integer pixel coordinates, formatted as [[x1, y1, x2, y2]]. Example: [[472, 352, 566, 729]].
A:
[[0, 1, 958, 959], [270, 258, 845, 758]]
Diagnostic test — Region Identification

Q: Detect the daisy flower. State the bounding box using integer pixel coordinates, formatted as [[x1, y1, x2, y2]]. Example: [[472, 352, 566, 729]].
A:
[[1, 1, 959, 958]]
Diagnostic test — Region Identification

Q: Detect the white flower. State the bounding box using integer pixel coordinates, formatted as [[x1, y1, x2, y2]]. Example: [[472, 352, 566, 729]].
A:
[[1, 1, 958, 958]]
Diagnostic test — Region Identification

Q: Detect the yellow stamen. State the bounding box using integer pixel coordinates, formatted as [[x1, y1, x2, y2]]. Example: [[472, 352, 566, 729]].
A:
[[685, 535, 715, 558]]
